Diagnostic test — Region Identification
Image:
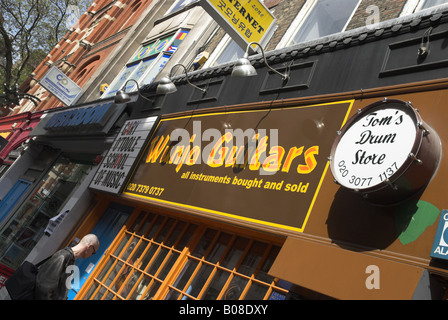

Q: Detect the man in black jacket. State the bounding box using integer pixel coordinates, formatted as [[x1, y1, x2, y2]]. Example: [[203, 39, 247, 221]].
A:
[[34, 234, 99, 300]]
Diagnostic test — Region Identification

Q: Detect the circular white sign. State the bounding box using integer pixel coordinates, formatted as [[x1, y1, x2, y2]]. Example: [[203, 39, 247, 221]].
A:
[[332, 107, 417, 190]]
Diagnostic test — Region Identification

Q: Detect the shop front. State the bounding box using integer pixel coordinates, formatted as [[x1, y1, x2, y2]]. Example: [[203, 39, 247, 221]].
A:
[[71, 111, 296, 300], [73, 82, 448, 300], [0, 155, 92, 274], [0, 97, 132, 288], [73, 98, 357, 300], [13, 6, 448, 300]]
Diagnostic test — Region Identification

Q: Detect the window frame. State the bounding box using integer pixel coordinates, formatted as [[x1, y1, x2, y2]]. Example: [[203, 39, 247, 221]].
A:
[[275, 0, 362, 49], [165, 0, 199, 16], [202, 34, 246, 69], [400, 0, 448, 15]]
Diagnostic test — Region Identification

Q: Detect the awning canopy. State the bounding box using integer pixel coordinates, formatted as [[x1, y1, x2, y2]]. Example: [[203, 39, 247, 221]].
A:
[[269, 237, 426, 300]]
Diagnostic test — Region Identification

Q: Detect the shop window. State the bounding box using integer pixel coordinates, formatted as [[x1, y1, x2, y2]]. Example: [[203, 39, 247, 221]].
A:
[[77, 210, 287, 300], [101, 29, 190, 99], [277, 0, 361, 48], [401, 0, 448, 15], [0, 157, 92, 270]]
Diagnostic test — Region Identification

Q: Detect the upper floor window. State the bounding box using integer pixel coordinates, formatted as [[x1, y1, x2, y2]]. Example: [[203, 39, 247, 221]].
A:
[[277, 0, 361, 48], [166, 0, 198, 15], [216, 38, 244, 66], [421, 0, 448, 8], [101, 29, 189, 99], [203, 35, 245, 68], [401, 0, 448, 15]]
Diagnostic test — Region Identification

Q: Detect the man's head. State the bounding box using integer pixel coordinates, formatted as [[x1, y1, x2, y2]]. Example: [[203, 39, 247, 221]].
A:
[[76, 234, 100, 259]]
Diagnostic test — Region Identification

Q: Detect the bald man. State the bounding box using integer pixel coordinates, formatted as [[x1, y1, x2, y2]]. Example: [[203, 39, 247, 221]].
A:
[[34, 234, 99, 300]]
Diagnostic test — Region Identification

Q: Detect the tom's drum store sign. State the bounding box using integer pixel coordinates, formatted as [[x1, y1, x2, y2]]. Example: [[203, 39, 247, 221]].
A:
[[123, 101, 353, 233], [90, 116, 158, 194], [330, 99, 441, 205]]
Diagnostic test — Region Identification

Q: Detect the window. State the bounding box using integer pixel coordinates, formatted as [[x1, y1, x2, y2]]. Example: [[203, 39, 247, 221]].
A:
[[166, 0, 198, 15], [401, 0, 448, 15], [420, 0, 448, 9], [0, 157, 92, 270], [77, 210, 288, 300], [101, 30, 189, 99], [215, 39, 244, 66], [277, 0, 361, 48], [203, 35, 245, 68], [20, 86, 47, 113]]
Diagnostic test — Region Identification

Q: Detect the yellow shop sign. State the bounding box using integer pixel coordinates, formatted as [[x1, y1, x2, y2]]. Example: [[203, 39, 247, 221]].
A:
[[200, 0, 276, 50]]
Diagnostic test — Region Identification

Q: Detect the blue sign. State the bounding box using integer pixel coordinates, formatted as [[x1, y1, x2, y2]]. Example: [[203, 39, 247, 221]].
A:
[[430, 210, 448, 260], [44, 102, 113, 131]]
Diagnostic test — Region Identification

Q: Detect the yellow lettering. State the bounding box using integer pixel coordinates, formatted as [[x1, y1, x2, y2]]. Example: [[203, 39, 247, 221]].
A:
[[186, 134, 200, 166], [170, 145, 184, 165], [297, 146, 319, 174], [225, 146, 237, 167], [249, 135, 268, 171], [281, 146, 304, 173], [262, 146, 285, 172], [207, 132, 233, 167], [187, 146, 201, 165], [146, 135, 170, 163]]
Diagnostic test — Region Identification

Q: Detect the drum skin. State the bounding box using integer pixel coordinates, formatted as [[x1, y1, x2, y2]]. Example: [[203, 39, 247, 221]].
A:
[[330, 99, 442, 206]]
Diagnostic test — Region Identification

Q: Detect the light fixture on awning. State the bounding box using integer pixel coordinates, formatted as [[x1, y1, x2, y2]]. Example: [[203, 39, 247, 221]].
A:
[[156, 63, 207, 95], [115, 79, 153, 104], [231, 41, 289, 81]]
